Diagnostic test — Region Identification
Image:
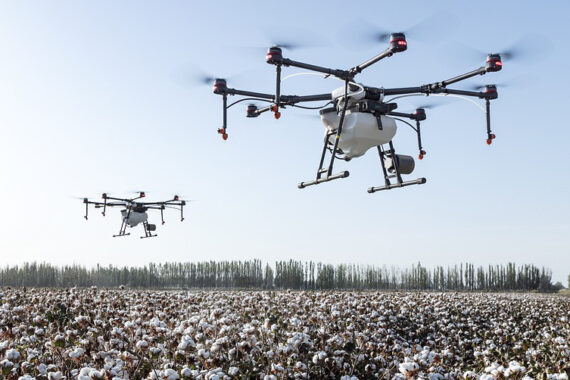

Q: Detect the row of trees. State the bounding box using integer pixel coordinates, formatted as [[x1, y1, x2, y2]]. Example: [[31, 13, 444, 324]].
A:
[[0, 261, 559, 292]]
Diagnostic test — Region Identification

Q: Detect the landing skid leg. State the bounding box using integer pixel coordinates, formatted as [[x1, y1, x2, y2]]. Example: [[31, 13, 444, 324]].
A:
[[299, 80, 351, 189], [367, 143, 426, 193], [298, 132, 350, 188], [113, 208, 131, 237], [140, 221, 157, 239]]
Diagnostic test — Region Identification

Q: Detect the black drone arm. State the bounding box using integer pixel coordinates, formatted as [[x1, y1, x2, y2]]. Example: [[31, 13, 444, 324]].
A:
[[214, 80, 332, 137], [281, 58, 350, 80], [349, 48, 396, 76], [281, 93, 332, 103], [267, 33, 408, 80], [222, 87, 332, 104], [145, 199, 186, 223], [383, 54, 502, 97], [83, 200, 125, 220]]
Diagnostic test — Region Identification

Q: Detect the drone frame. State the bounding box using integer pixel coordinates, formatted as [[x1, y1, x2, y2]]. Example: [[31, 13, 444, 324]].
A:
[[212, 33, 501, 193], [83, 192, 186, 238]]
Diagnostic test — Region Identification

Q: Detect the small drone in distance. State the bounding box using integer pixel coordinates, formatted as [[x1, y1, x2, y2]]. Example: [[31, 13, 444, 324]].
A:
[[210, 32, 503, 193], [82, 192, 186, 238]]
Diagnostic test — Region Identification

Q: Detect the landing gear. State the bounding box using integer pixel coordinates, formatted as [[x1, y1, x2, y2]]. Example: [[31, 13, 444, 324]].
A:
[[299, 80, 351, 189], [113, 209, 131, 237], [141, 222, 157, 239], [368, 141, 426, 193], [298, 131, 350, 189]]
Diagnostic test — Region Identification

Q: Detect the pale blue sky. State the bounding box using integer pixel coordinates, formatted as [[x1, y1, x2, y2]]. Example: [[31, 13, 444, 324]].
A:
[[0, 1, 569, 283]]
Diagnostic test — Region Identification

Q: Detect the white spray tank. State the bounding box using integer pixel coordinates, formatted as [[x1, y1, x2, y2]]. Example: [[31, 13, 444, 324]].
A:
[[121, 210, 148, 227], [321, 85, 397, 159]]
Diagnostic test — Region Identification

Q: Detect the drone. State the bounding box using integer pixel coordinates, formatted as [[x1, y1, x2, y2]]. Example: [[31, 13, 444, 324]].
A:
[[82, 192, 186, 238], [211, 33, 502, 193]]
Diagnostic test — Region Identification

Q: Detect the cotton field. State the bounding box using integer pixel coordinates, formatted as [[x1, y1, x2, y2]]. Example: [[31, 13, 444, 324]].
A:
[[0, 289, 568, 380]]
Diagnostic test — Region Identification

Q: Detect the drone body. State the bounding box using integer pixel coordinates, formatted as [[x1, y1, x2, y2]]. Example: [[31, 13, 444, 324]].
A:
[[320, 85, 398, 159], [211, 33, 502, 193], [120, 208, 148, 228], [82, 192, 186, 238]]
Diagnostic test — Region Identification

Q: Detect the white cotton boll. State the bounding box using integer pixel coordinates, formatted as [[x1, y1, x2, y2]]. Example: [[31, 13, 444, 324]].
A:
[[295, 362, 307, 370], [181, 367, 193, 378], [271, 364, 284, 373], [146, 371, 159, 380], [228, 367, 238, 376], [546, 375, 568, 380], [69, 347, 85, 359], [163, 369, 180, 380], [399, 360, 419, 375], [79, 368, 96, 376], [37, 363, 48, 375], [198, 349, 210, 359], [47, 371, 64, 380], [6, 348, 20, 361], [264, 376, 277, 380], [91, 370, 106, 379], [18, 376, 36, 380]]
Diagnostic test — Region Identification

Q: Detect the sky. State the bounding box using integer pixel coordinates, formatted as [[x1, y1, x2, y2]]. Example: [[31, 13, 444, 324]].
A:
[[0, 1, 569, 283]]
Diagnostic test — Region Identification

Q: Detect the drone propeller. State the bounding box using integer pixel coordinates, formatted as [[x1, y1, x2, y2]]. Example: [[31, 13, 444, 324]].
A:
[[267, 41, 305, 51], [240, 26, 330, 58], [447, 34, 552, 65], [190, 72, 236, 87], [170, 63, 244, 89], [413, 103, 444, 110], [467, 82, 509, 91], [339, 13, 454, 49]]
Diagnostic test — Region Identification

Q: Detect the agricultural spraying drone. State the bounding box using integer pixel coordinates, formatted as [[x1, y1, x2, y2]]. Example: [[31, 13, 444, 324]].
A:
[[82, 192, 186, 238], [211, 32, 503, 193]]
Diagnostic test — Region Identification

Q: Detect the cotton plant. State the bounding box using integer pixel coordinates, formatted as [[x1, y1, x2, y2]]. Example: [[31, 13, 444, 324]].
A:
[[1, 289, 569, 379]]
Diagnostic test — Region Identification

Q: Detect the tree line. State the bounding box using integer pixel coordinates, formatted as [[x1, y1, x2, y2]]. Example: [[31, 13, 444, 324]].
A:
[[0, 261, 559, 292]]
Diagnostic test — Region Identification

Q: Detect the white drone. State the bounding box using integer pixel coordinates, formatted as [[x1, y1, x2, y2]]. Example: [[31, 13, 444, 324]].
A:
[[83, 192, 186, 238]]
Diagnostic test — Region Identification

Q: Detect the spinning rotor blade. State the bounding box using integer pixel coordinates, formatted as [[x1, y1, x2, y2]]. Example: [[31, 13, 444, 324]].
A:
[[268, 41, 304, 51], [413, 103, 445, 110], [241, 27, 329, 56], [263, 26, 328, 51], [447, 34, 552, 65], [465, 74, 533, 91], [339, 13, 454, 49], [170, 64, 242, 88], [467, 82, 509, 91]]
